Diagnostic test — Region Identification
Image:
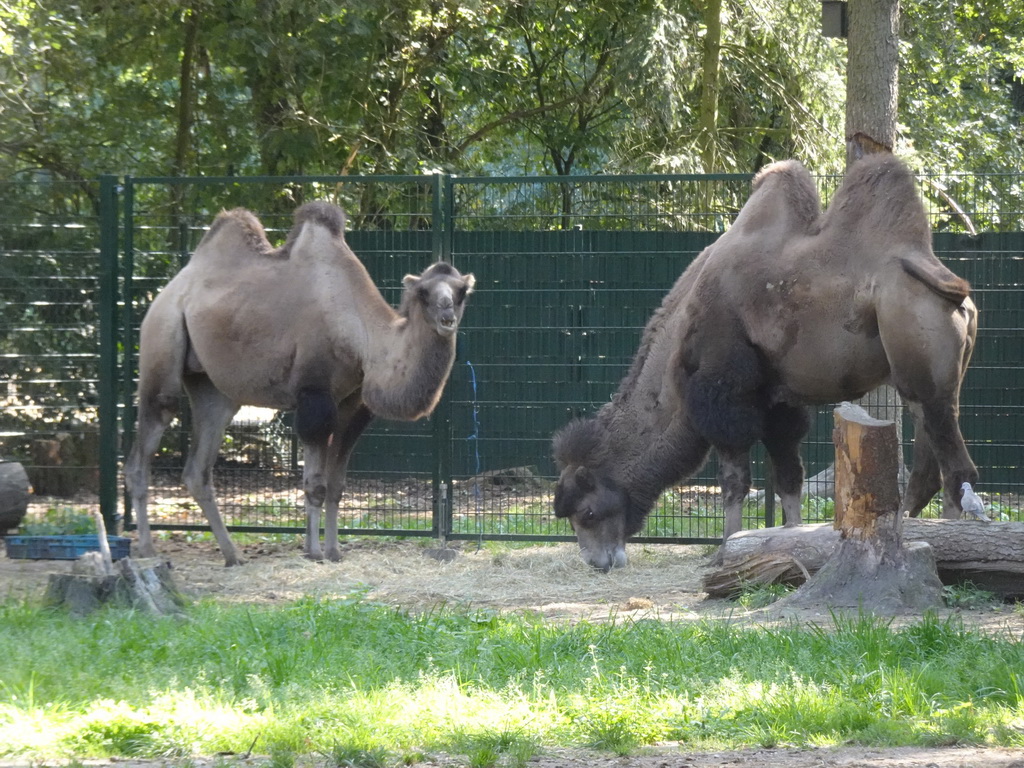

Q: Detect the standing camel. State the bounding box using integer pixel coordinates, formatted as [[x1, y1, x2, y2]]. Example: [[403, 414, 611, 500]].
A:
[[124, 202, 475, 566]]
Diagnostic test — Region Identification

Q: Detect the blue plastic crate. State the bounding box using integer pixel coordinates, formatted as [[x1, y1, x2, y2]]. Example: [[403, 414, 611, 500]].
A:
[[4, 535, 131, 561]]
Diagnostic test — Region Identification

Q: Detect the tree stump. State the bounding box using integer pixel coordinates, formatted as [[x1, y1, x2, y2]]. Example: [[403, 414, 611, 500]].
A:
[[1, 460, 30, 533], [44, 555, 187, 616], [772, 402, 944, 614]]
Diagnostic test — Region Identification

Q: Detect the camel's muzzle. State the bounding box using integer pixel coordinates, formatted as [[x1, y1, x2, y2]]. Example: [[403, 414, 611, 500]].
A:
[[579, 542, 628, 572], [438, 314, 458, 335]]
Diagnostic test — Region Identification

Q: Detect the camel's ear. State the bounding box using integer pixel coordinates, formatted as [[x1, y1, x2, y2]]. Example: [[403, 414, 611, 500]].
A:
[[403, 274, 431, 304], [574, 466, 595, 491], [458, 274, 476, 302]]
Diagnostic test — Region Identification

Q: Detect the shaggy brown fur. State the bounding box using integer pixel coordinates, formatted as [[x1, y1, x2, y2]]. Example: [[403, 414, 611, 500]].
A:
[[124, 202, 475, 566], [553, 154, 978, 571]]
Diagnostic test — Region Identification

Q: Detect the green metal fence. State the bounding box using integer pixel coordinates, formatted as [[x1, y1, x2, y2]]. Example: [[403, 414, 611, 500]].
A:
[[1, 179, 106, 533], [3, 170, 1023, 545]]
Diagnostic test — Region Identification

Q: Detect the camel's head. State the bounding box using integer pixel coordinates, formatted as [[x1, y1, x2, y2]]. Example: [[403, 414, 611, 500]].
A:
[[552, 419, 633, 572], [402, 262, 475, 338]]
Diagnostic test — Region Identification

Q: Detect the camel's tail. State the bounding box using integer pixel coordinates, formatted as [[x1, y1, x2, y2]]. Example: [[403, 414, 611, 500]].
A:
[[900, 256, 971, 305]]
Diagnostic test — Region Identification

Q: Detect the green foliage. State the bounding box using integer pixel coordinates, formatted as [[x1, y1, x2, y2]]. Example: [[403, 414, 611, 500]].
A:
[[449, 728, 538, 768], [19, 507, 97, 535], [900, 1, 1024, 172], [2, 0, 1019, 185], [802, 496, 835, 521]]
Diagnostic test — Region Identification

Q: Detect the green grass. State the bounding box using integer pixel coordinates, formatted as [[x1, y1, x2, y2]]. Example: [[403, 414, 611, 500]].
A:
[[736, 582, 795, 609], [1, 594, 1022, 763]]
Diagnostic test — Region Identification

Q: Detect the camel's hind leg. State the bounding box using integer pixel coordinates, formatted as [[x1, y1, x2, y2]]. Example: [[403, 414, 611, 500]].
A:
[[903, 400, 977, 519], [321, 399, 374, 562], [181, 373, 242, 566], [902, 403, 942, 517], [124, 309, 189, 559], [124, 392, 179, 558], [886, 293, 977, 519]]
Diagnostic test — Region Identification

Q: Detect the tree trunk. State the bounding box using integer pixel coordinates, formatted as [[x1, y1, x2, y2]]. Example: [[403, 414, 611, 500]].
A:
[[845, 0, 905, 486], [173, 6, 199, 178], [770, 403, 944, 613], [168, 6, 200, 254], [697, 0, 723, 174], [844, 0, 899, 166]]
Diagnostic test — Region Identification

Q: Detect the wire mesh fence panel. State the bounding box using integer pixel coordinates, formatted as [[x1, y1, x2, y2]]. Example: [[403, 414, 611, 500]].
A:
[[0, 180, 104, 532], [121, 176, 442, 537], [447, 176, 779, 544], [945, 231, 1024, 516]]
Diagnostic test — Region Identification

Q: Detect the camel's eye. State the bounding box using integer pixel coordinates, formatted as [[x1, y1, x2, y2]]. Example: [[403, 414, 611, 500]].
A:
[[579, 508, 596, 527]]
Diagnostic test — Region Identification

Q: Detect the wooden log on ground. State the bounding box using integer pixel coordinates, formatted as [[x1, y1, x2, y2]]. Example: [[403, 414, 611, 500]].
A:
[[44, 556, 187, 616], [703, 519, 1024, 600]]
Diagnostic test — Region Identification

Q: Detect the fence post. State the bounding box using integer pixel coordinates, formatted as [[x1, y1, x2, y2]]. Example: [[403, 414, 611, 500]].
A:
[[120, 178, 136, 525], [98, 175, 121, 532], [433, 172, 453, 541]]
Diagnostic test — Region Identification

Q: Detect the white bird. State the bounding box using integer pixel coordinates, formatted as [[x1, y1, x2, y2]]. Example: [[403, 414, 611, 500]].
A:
[[960, 482, 991, 522]]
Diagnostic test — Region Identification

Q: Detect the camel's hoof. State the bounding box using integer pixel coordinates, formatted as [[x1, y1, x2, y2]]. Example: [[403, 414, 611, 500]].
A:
[[325, 550, 343, 563], [304, 551, 324, 562]]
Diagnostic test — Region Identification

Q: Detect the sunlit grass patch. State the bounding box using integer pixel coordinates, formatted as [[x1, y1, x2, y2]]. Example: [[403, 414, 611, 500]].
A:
[[1, 594, 1023, 762]]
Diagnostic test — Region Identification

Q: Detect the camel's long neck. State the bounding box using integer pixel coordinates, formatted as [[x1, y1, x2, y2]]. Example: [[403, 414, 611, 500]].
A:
[[597, 290, 711, 523], [361, 317, 457, 421], [600, 397, 709, 522]]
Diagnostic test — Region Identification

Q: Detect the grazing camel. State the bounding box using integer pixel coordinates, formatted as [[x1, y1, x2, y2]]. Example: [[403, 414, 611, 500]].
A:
[[124, 202, 475, 566], [552, 154, 978, 571]]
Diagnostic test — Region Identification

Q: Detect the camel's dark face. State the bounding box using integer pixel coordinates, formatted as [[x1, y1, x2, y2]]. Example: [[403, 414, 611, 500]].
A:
[[554, 464, 630, 571], [403, 263, 475, 338]]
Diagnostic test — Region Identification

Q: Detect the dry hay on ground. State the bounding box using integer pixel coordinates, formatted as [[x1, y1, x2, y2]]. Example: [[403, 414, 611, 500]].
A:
[[2, 534, 1022, 636]]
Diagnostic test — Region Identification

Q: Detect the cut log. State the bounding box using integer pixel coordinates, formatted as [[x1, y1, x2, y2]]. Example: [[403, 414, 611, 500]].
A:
[[703, 518, 1024, 600], [44, 556, 186, 616]]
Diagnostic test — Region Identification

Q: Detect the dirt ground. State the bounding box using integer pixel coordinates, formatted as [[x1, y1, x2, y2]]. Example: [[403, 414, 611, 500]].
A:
[[2, 534, 1023, 768]]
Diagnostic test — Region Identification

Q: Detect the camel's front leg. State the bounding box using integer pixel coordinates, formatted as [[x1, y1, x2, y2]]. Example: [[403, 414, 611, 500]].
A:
[[301, 440, 330, 561], [764, 402, 810, 527], [718, 447, 752, 540], [322, 403, 375, 562]]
